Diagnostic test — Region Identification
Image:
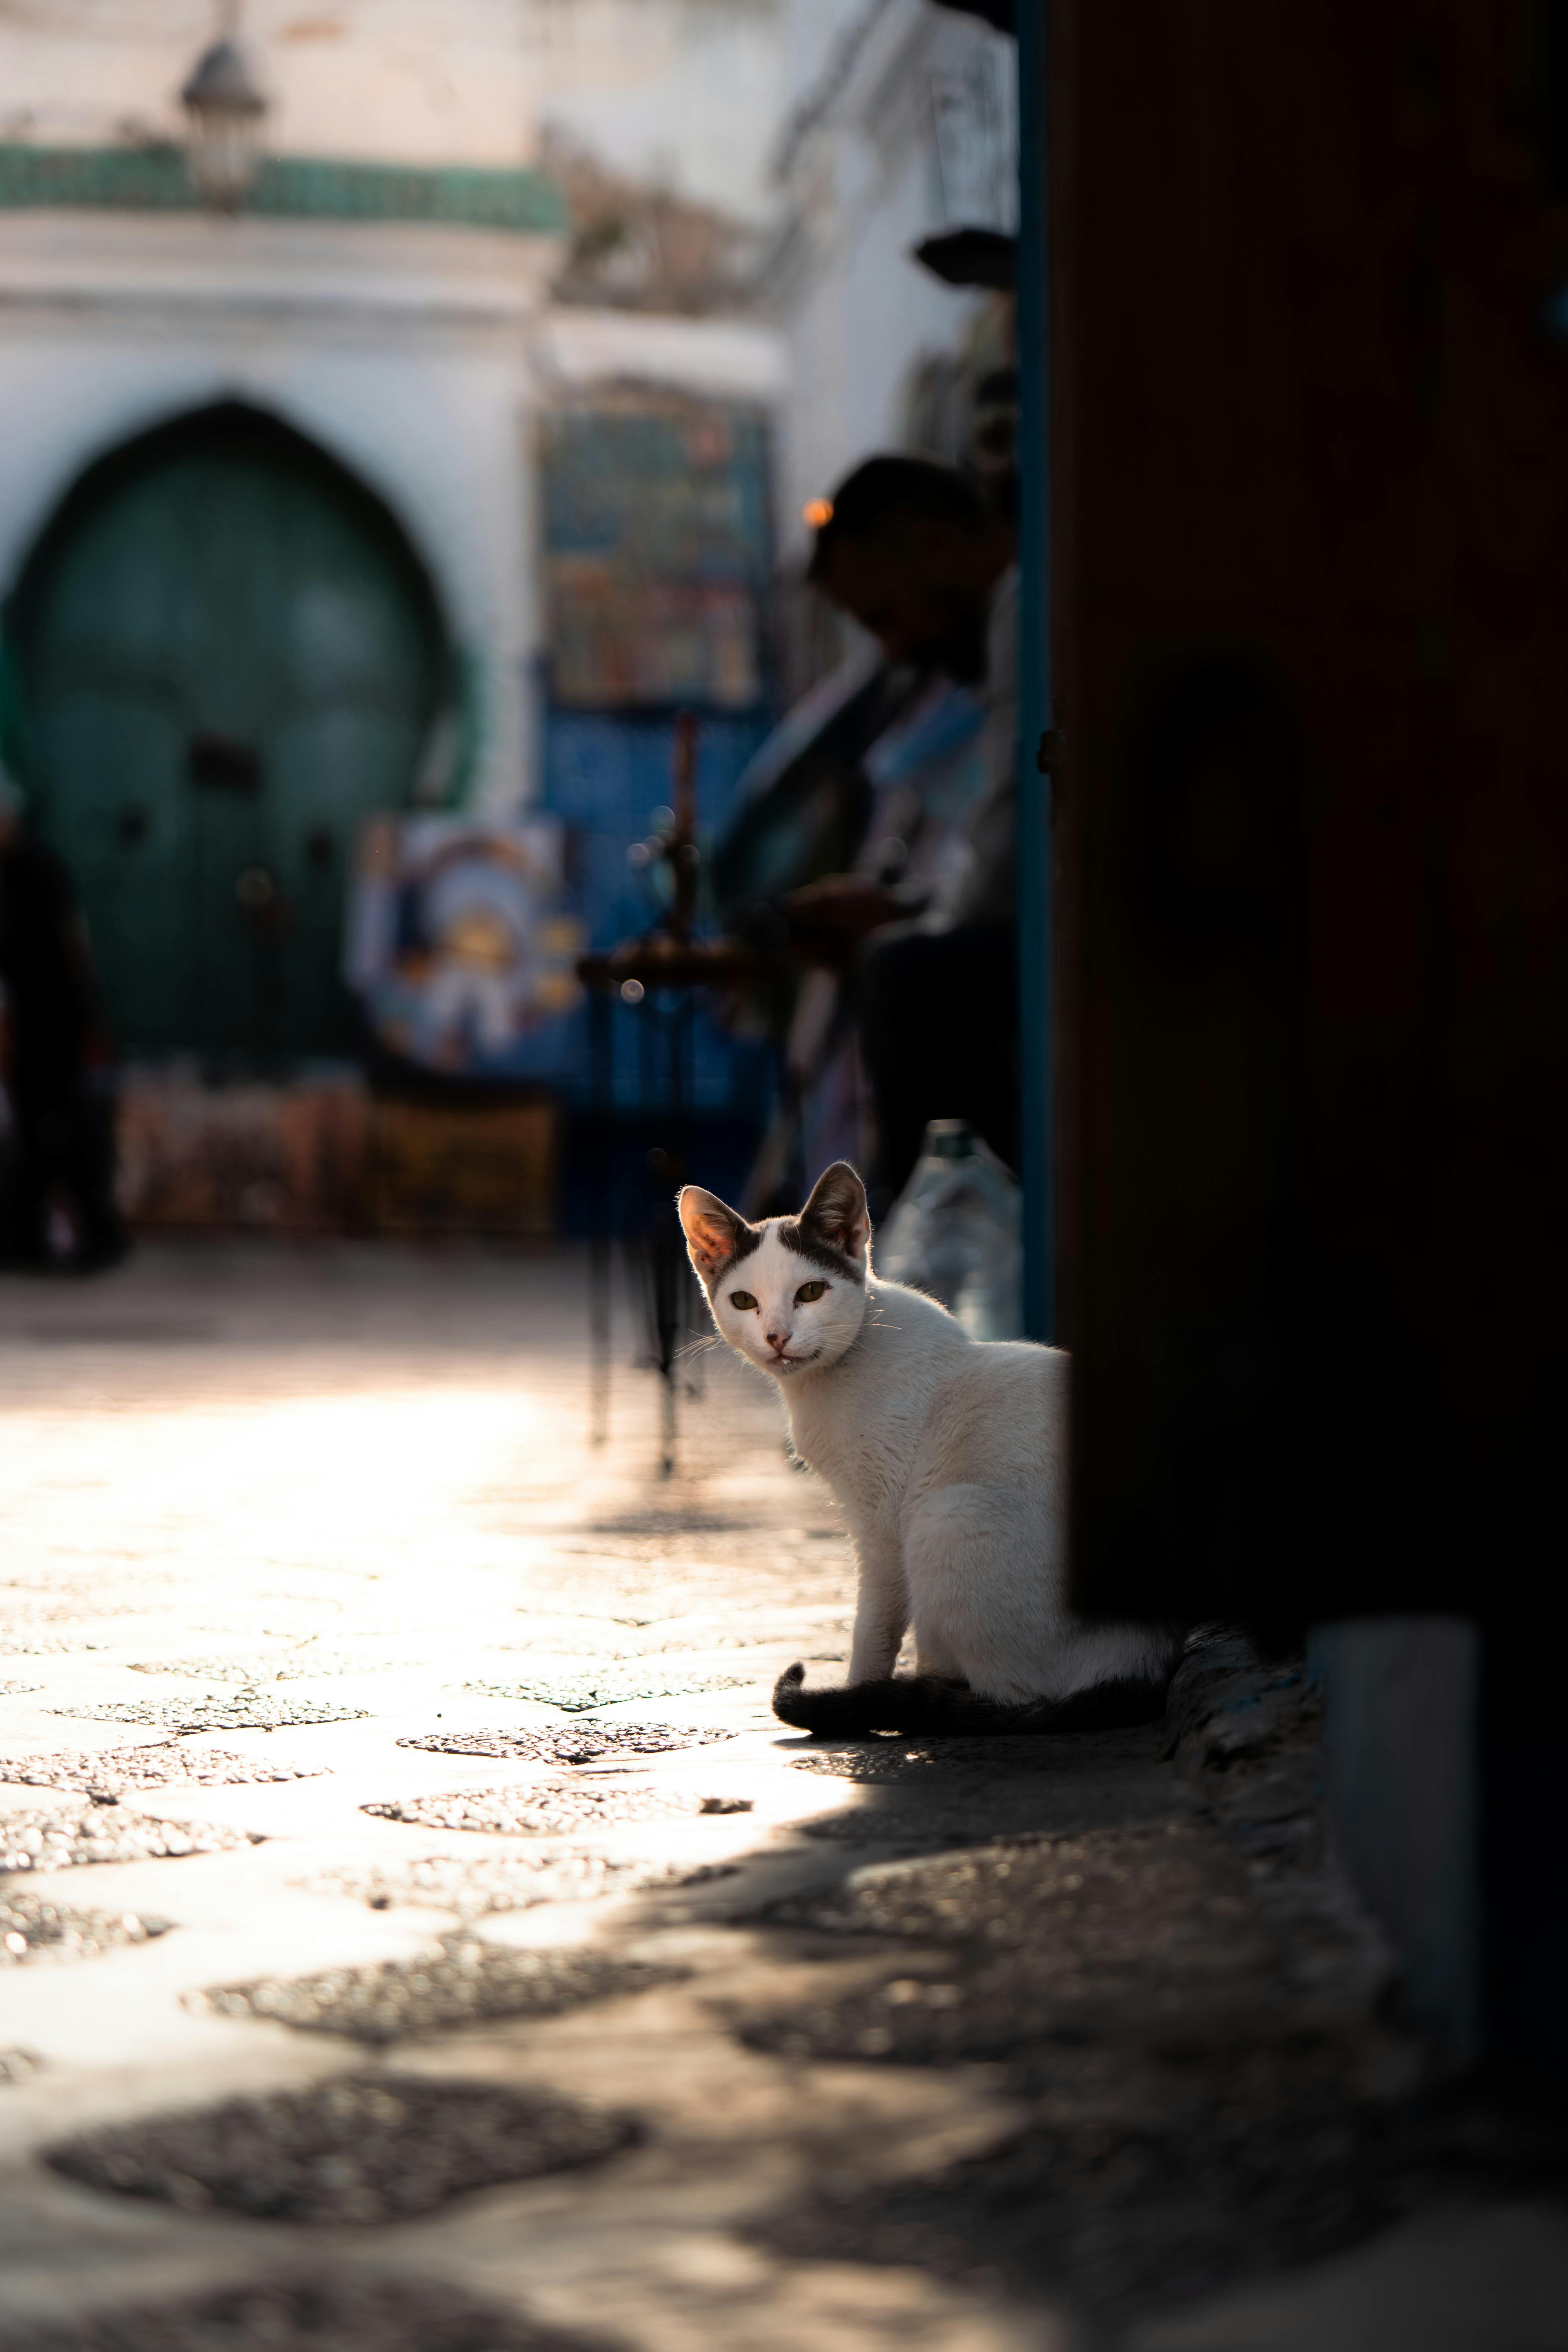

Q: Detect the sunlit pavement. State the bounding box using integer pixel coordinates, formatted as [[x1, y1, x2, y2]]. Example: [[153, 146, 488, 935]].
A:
[[1, 1246, 1564, 2352], [0, 1245, 1052, 2352]]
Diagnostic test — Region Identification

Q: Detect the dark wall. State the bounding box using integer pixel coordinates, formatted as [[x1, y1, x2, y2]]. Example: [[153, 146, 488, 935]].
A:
[[1050, 5, 1568, 1632]]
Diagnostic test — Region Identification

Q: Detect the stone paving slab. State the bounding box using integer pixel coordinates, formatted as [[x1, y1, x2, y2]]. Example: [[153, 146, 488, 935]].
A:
[[194, 1936, 682, 2045], [748, 2055, 1400, 2325], [790, 1727, 1166, 1781], [745, 1821, 1289, 2066], [128, 1656, 415, 1683], [795, 1799, 1050, 1850], [0, 2271, 614, 2352], [793, 1774, 1177, 1851], [46, 2073, 637, 2225], [0, 1748, 327, 1797], [773, 1818, 1267, 1952], [463, 1669, 754, 1713], [398, 1724, 734, 1766], [52, 1696, 369, 1733], [0, 1806, 255, 1873], [294, 1851, 679, 1918], [0, 1632, 107, 1657], [363, 1784, 749, 1837], [2, 1893, 174, 1966]]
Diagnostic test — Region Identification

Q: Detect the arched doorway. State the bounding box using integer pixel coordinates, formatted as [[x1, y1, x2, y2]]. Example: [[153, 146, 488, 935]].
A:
[[8, 402, 449, 1062]]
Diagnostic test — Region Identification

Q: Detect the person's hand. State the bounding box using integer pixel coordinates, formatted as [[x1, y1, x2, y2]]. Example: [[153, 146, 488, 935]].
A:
[[784, 875, 905, 934], [782, 876, 906, 971]]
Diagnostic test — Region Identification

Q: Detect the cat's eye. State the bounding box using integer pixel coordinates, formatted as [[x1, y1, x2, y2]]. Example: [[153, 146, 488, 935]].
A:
[[794, 1279, 828, 1304], [729, 1290, 758, 1311]]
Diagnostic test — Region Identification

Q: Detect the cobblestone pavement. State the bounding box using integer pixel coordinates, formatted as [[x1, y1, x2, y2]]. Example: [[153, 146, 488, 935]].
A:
[[1, 1245, 1564, 2352]]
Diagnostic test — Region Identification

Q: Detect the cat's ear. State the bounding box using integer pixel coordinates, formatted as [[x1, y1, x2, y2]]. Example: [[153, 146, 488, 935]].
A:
[[800, 1161, 871, 1271], [678, 1186, 750, 1279]]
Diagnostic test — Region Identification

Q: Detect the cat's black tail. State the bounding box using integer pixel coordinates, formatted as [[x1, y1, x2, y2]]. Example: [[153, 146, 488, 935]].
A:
[[771, 1661, 1172, 1738]]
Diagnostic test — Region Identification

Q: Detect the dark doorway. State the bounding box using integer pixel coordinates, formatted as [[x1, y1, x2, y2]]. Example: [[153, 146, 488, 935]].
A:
[[9, 401, 448, 1063]]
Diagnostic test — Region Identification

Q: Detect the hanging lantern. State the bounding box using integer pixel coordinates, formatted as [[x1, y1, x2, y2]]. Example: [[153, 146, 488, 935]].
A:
[[180, 13, 267, 213]]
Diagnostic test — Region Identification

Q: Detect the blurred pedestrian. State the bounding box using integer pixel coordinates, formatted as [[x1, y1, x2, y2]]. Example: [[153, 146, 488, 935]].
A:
[[0, 771, 127, 1271], [793, 455, 1019, 1216]]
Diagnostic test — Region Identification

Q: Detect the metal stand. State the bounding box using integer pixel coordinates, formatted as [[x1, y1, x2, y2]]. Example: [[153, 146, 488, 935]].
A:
[[580, 713, 727, 1476], [631, 991, 701, 1476], [588, 985, 614, 1449], [585, 984, 703, 1475]]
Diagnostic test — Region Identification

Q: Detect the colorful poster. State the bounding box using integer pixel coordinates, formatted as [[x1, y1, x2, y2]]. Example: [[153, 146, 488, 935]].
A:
[[539, 400, 772, 712], [346, 815, 584, 1077]]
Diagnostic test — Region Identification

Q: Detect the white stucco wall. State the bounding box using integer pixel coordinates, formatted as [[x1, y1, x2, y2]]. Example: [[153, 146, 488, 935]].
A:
[[533, 307, 785, 402], [0, 1, 537, 168], [0, 214, 788, 808], [531, 0, 784, 222], [0, 0, 786, 214], [0, 1, 796, 812], [769, 0, 1008, 560], [778, 139, 986, 539]]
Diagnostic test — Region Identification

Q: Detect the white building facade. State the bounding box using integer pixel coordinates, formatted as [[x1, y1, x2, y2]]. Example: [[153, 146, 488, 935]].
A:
[[0, 0, 789, 818], [0, 201, 559, 814], [766, 0, 1016, 584], [0, 0, 787, 1080], [0, 0, 1009, 1098]]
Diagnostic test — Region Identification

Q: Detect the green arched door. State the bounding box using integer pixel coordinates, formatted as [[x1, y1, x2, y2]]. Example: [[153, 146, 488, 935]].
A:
[[10, 402, 447, 1062]]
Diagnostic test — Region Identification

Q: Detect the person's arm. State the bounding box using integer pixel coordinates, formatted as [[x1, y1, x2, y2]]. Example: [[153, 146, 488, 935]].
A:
[[780, 873, 916, 969], [926, 565, 1019, 934]]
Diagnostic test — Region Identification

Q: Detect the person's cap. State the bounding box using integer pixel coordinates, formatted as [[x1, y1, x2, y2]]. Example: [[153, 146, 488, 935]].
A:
[[806, 454, 988, 584]]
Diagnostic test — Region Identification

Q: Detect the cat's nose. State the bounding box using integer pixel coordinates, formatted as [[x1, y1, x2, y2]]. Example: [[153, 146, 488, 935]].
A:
[[765, 1328, 789, 1354]]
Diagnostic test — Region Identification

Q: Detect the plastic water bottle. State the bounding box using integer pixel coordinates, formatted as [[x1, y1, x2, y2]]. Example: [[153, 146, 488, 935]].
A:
[[876, 1119, 1023, 1340]]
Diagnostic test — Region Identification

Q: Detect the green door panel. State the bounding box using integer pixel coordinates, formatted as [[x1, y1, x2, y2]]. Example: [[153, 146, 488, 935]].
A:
[[32, 690, 191, 1048], [267, 704, 426, 1055], [11, 402, 446, 1062]]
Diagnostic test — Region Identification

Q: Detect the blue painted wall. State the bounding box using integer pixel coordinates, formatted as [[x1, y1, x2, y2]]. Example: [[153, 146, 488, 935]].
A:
[[540, 707, 774, 1115]]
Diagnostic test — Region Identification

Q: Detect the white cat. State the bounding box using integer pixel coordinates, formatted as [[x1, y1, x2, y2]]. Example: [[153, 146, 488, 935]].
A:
[[679, 1160, 1180, 1735]]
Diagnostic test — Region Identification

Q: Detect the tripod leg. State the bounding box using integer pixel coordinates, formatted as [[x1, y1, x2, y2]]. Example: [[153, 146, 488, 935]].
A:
[[649, 1196, 682, 1477], [587, 987, 613, 1448], [588, 1232, 610, 1448], [660, 1349, 677, 1479]]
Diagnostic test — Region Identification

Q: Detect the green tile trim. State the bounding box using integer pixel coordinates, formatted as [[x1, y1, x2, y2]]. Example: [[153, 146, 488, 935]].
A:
[[0, 144, 568, 234]]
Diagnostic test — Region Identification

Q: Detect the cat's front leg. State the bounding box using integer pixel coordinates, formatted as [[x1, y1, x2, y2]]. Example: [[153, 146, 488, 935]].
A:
[[915, 1627, 961, 1677], [846, 1523, 907, 1685]]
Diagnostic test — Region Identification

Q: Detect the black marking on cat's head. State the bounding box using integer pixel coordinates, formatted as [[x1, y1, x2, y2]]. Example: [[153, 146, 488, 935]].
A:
[[677, 1186, 761, 1290], [777, 1220, 863, 1285], [786, 1161, 870, 1284]]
